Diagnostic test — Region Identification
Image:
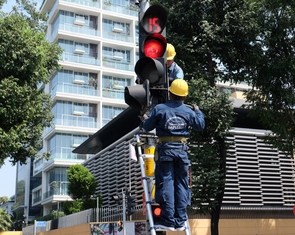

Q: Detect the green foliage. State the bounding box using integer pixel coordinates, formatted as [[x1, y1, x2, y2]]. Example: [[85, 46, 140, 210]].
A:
[[0, 13, 61, 166], [190, 144, 225, 213], [51, 210, 65, 219], [241, 1, 295, 154], [152, 0, 259, 85], [186, 79, 234, 214], [12, 0, 48, 32], [63, 200, 84, 215], [0, 208, 12, 232], [67, 164, 97, 200], [63, 195, 102, 215], [10, 211, 27, 231], [0, 196, 9, 205]]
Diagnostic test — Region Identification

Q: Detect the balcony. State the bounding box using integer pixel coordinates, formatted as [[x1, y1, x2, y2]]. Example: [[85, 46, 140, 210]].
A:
[[62, 0, 100, 8], [102, 30, 133, 43], [53, 113, 97, 128], [43, 182, 69, 199], [102, 1, 138, 17], [102, 57, 133, 71], [33, 195, 42, 204], [50, 23, 99, 42], [51, 82, 99, 97], [62, 52, 100, 66], [102, 88, 124, 100]]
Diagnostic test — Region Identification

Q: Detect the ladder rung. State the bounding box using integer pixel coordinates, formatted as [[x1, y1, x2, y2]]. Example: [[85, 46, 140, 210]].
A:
[[142, 176, 155, 181]]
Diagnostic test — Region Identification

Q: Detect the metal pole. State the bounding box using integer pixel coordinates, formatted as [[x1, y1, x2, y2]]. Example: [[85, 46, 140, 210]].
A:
[[122, 189, 126, 235], [96, 196, 99, 222], [139, 0, 149, 12], [34, 220, 36, 235]]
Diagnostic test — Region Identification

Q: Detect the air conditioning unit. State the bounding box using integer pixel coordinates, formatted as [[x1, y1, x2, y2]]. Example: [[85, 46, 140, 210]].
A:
[[74, 19, 85, 26], [74, 49, 85, 54], [113, 84, 124, 90], [72, 111, 84, 116], [73, 79, 84, 85], [112, 27, 123, 33], [113, 55, 123, 60]]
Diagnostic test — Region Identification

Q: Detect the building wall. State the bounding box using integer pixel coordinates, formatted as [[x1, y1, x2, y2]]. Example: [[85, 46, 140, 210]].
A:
[[19, 219, 295, 235], [83, 127, 295, 208], [16, 0, 139, 219], [0, 232, 22, 235]]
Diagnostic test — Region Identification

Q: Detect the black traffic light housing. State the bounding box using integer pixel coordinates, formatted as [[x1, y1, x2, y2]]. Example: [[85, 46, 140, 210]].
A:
[[124, 4, 168, 111], [124, 80, 150, 111], [151, 203, 161, 224], [117, 221, 123, 232], [126, 190, 137, 216]]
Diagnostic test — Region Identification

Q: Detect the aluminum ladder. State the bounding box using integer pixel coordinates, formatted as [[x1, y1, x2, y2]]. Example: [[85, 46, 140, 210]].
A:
[[135, 132, 192, 235]]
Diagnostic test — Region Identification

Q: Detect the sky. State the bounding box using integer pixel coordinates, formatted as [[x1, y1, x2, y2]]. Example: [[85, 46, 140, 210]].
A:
[[1, 0, 43, 13], [0, 0, 43, 198]]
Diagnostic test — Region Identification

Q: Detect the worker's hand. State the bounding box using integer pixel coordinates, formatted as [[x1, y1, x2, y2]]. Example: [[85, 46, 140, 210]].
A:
[[192, 104, 199, 111], [185, 104, 199, 110], [138, 114, 148, 122]]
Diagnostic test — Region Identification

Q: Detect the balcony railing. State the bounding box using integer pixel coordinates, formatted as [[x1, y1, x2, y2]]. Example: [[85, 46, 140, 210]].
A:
[[53, 113, 97, 128], [33, 196, 42, 204], [43, 187, 69, 199], [62, 52, 100, 66], [50, 147, 88, 161], [62, 0, 100, 8], [51, 82, 99, 97], [51, 23, 99, 41], [102, 30, 133, 43], [102, 1, 138, 17], [102, 58, 133, 71], [102, 88, 124, 100]]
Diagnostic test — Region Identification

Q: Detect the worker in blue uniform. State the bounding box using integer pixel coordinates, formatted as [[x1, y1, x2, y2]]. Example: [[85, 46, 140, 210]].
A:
[[166, 43, 184, 85], [141, 79, 205, 231]]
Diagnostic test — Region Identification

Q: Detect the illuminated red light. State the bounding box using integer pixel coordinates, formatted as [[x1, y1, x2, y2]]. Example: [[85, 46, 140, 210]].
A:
[[153, 207, 161, 216], [143, 39, 165, 58]]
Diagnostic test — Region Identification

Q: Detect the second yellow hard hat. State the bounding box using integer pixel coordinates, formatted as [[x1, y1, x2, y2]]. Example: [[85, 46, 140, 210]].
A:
[[169, 79, 188, 96], [166, 43, 176, 60]]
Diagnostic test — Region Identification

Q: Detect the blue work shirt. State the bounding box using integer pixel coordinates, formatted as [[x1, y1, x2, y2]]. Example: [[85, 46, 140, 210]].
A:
[[142, 100, 205, 137], [168, 62, 184, 82]]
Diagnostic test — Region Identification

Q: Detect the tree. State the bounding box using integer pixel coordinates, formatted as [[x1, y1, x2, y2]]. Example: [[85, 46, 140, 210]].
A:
[[0, 196, 9, 205], [0, 208, 12, 232], [186, 79, 234, 235], [233, 1, 295, 155], [65, 164, 100, 214], [150, 0, 258, 234], [67, 164, 97, 200], [0, 10, 62, 166]]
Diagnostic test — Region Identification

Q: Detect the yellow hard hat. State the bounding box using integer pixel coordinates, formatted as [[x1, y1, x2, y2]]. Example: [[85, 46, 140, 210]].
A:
[[166, 43, 176, 60], [169, 79, 188, 96]]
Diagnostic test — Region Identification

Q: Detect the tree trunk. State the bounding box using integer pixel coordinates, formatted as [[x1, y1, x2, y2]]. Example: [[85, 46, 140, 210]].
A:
[[211, 137, 227, 235]]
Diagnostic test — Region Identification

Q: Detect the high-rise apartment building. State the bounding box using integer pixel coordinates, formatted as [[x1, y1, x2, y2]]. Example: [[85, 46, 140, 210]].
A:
[[13, 0, 139, 222]]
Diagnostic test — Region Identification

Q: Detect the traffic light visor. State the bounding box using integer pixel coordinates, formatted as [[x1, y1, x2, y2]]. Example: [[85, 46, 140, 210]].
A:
[[124, 80, 150, 110], [135, 57, 165, 85]]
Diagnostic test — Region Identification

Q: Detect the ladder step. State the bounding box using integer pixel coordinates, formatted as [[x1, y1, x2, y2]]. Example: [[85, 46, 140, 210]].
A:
[[142, 176, 155, 181]]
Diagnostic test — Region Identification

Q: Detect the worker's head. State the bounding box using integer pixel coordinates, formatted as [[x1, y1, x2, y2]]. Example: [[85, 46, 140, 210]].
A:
[[166, 43, 176, 68], [169, 79, 188, 100]]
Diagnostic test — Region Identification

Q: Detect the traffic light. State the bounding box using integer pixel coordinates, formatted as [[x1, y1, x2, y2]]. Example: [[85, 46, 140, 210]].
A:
[[136, 4, 168, 105], [126, 191, 137, 216], [151, 203, 161, 224], [117, 221, 123, 232], [124, 4, 168, 111], [124, 79, 150, 111]]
